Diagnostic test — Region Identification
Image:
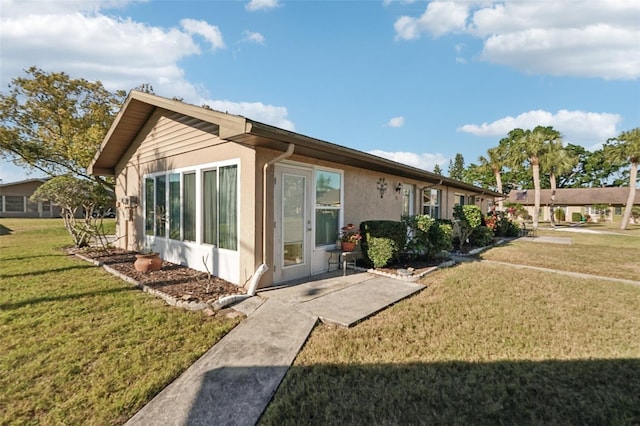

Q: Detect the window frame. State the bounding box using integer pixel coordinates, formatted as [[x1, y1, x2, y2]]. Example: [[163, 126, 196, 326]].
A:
[[142, 159, 239, 251], [313, 167, 344, 248]]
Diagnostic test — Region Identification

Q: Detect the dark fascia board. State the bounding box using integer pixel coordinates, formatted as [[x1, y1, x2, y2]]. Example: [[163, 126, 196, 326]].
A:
[[236, 120, 503, 197], [88, 92, 502, 197]]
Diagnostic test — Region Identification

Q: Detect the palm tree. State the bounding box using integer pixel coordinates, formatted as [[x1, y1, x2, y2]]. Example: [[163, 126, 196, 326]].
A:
[[478, 145, 506, 211], [504, 126, 560, 229], [604, 128, 640, 230], [541, 138, 577, 227]]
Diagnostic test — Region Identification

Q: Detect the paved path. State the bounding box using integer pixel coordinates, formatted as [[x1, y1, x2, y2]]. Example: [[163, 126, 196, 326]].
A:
[[126, 299, 317, 426], [125, 272, 424, 425]]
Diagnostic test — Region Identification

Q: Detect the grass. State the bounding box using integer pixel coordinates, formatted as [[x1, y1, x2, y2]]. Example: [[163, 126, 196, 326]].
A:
[[261, 229, 640, 424], [0, 219, 241, 425], [480, 226, 640, 281]]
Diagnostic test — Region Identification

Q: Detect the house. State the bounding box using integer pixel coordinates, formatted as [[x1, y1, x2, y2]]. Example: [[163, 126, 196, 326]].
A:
[[88, 91, 501, 288], [506, 187, 640, 222], [0, 178, 62, 218]]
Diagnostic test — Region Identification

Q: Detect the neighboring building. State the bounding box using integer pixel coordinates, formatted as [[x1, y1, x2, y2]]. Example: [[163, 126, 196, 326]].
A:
[[0, 178, 61, 218], [506, 187, 640, 222], [88, 91, 501, 288]]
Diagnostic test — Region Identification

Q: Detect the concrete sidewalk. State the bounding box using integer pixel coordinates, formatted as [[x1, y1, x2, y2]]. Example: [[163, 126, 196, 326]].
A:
[[125, 271, 425, 425], [126, 299, 317, 426]]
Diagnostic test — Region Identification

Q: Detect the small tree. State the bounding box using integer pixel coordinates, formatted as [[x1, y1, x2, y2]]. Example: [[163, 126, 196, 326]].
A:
[[31, 175, 112, 248], [0, 66, 125, 189], [452, 204, 482, 250]]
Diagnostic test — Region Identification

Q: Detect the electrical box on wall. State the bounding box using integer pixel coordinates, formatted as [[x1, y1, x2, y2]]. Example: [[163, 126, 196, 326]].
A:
[[119, 196, 138, 207]]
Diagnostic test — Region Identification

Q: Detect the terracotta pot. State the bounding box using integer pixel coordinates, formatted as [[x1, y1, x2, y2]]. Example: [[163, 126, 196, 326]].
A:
[[341, 241, 356, 252], [134, 252, 162, 272]]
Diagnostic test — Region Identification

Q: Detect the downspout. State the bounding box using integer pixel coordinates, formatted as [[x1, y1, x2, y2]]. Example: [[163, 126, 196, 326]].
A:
[[215, 143, 295, 308]]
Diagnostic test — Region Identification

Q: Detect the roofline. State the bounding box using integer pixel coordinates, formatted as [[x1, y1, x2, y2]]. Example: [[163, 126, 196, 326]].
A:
[[88, 92, 503, 198], [242, 120, 503, 196], [0, 177, 49, 187]]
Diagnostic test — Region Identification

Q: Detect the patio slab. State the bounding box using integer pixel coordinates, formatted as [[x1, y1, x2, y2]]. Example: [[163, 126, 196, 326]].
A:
[[260, 272, 425, 327]]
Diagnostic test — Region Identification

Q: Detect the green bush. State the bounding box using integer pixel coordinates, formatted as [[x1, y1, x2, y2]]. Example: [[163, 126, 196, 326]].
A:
[[366, 237, 398, 268], [571, 212, 583, 222], [360, 220, 406, 268], [402, 214, 435, 259], [452, 205, 483, 249], [632, 206, 640, 222], [487, 212, 520, 237], [470, 226, 494, 247], [429, 221, 453, 254], [555, 208, 566, 222]]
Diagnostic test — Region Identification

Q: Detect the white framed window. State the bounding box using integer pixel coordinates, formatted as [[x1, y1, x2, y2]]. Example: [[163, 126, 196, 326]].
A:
[[422, 188, 441, 219], [143, 161, 239, 251], [314, 169, 342, 247]]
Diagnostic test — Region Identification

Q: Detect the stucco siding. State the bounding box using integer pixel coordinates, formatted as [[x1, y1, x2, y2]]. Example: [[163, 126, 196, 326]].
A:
[[112, 112, 258, 285]]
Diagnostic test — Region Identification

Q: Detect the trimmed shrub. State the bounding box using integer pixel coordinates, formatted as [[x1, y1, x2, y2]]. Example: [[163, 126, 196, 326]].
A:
[[360, 220, 406, 268], [452, 205, 483, 249], [488, 211, 520, 237], [366, 237, 398, 268], [555, 208, 566, 222], [571, 212, 583, 222], [429, 220, 453, 254], [402, 214, 435, 259], [470, 226, 494, 247]]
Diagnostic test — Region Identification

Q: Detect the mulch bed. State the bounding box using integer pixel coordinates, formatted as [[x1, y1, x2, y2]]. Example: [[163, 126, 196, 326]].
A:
[[74, 248, 245, 304]]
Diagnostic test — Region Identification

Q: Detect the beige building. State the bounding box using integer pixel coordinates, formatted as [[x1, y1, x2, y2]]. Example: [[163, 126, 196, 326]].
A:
[[0, 178, 61, 218], [89, 91, 501, 288], [506, 187, 639, 222]]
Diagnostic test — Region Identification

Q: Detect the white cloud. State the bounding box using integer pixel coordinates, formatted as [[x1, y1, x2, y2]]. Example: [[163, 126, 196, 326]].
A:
[[457, 109, 622, 146], [0, 0, 295, 137], [180, 19, 225, 50], [203, 99, 295, 131], [394, 1, 469, 40], [241, 30, 266, 45], [393, 0, 640, 80], [369, 150, 447, 172], [387, 116, 405, 127], [246, 0, 280, 12]]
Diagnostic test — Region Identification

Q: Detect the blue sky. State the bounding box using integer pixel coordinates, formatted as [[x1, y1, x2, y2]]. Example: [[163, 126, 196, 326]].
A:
[[1, 0, 638, 183]]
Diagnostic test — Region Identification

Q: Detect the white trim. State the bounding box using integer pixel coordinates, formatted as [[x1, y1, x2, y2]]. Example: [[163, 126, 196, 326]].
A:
[[141, 158, 241, 284]]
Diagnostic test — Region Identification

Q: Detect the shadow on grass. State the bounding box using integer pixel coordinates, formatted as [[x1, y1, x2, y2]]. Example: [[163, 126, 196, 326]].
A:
[[1, 253, 68, 262], [258, 359, 640, 425], [0, 263, 93, 279], [0, 224, 12, 235], [0, 286, 135, 310]]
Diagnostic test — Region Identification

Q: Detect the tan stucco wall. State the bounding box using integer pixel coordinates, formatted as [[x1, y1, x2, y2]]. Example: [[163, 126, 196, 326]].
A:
[[112, 111, 259, 285]]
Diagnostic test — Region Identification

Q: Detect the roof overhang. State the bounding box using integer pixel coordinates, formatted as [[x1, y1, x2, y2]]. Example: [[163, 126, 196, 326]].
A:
[[89, 91, 503, 198]]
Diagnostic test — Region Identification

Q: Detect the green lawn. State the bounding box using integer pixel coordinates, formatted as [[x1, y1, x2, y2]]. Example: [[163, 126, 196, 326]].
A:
[[261, 230, 640, 424], [481, 226, 640, 281], [0, 219, 240, 425]]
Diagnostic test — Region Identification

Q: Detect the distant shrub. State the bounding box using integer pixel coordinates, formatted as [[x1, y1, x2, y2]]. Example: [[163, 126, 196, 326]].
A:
[[555, 208, 566, 222], [571, 212, 583, 222], [452, 205, 483, 249], [470, 226, 494, 247]]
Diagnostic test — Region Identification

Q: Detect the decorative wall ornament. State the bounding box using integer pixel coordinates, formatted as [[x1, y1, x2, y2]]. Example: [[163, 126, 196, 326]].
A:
[[377, 177, 388, 198]]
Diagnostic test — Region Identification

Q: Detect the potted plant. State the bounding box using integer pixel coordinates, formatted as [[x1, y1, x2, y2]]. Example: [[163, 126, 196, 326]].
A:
[[134, 245, 162, 272], [339, 223, 361, 252]]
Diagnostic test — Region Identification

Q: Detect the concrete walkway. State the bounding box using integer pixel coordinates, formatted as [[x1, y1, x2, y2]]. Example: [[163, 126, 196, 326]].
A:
[[125, 271, 424, 425]]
